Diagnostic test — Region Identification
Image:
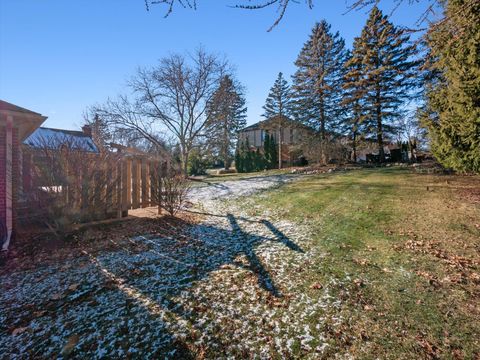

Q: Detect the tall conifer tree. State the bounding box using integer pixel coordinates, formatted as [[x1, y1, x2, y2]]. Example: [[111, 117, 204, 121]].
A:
[[292, 20, 349, 139], [421, 0, 480, 173], [350, 7, 419, 162], [206, 75, 247, 169], [263, 73, 292, 168], [342, 50, 368, 162], [262, 72, 293, 119]]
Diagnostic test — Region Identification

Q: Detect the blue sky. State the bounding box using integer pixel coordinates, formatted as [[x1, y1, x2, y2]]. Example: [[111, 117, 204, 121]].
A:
[[0, 0, 429, 130]]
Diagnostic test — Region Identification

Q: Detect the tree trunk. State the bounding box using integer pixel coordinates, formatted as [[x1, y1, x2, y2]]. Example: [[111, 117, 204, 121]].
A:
[[223, 123, 230, 170], [319, 102, 327, 165], [181, 150, 189, 177], [278, 127, 282, 169], [376, 90, 385, 163], [352, 131, 357, 163], [224, 150, 230, 170]]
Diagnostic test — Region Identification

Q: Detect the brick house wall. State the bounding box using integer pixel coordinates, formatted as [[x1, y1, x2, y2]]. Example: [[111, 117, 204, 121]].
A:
[[0, 100, 46, 250], [12, 127, 19, 232], [0, 122, 19, 243], [0, 125, 6, 227]]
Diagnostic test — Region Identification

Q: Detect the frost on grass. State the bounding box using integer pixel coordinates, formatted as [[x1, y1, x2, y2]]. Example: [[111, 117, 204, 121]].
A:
[[0, 175, 341, 358]]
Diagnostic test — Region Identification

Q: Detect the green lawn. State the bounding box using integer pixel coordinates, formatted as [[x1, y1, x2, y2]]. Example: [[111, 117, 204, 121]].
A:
[[3, 167, 478, 358], [249, 167, 480, 359]]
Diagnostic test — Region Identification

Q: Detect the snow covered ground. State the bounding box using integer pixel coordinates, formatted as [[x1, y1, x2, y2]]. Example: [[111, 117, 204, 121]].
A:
[[188, 174, 299, 206], [0, 173, 342, 358]]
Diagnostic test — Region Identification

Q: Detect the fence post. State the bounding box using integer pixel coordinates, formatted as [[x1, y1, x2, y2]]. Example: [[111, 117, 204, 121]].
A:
[[117, 161, 123, 218], [141, 159, 146, 208], [127, 159, 132, 209], [141, 159, 150, 208], [132, 158, 140, 209], [150, 160, 156, 207], [106, 161, 114, 215], [121, 160, 128, 212]]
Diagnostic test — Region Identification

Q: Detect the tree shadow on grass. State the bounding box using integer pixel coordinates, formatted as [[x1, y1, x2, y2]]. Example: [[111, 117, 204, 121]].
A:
[[6, 212, 305, 358], [101, 213, 303, 351], [84, 213, 304, 354]]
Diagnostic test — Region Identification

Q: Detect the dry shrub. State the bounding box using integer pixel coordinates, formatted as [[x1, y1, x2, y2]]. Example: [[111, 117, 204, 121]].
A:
[[150, 162, 191, 216]]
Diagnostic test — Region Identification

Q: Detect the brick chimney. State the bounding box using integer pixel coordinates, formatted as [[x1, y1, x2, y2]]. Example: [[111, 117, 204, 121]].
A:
[[82, 124, 92, 137]]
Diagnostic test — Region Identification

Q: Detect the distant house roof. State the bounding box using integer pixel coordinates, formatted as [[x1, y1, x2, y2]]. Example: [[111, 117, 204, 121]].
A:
[[240, 115, 312, 132], [23, 127, 99, 153], [0, 100, 42, 116]]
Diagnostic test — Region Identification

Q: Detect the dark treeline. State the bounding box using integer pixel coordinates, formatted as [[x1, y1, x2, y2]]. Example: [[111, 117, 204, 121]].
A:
[[238, 1, 479, 173], [238, 6, 421, 170]]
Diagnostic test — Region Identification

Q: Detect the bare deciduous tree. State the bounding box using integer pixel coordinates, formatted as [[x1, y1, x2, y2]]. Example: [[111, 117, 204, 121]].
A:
[[132, 49, 229, 175], [92, 49, 229, 176], [88, 96, 167, 154]]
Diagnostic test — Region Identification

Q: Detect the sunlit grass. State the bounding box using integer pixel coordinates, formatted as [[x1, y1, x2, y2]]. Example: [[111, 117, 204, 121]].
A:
[[252, 167, 480, 358]]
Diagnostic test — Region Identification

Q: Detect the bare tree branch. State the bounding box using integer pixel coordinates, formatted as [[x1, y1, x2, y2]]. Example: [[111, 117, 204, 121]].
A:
[[144, 0, 444, 31], [91, 49, 229, 175]]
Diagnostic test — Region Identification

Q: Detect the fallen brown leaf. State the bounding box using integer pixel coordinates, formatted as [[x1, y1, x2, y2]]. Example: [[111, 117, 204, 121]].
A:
[[12, 327, 28, 336], [61, 334, 80, 357], [33, 310, 47, 318], [310, 282, 323, 290], [68, 283, 79, 291], [50, 293, 63, 300]]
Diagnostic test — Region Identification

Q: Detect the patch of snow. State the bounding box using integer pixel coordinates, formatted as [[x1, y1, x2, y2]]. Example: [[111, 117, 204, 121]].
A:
[[0, 174, 342, 358]]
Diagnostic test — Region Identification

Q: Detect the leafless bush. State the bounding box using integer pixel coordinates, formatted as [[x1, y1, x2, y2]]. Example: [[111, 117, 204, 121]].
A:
[[22, 136, 122, 235], [150, 162, 191, 216]]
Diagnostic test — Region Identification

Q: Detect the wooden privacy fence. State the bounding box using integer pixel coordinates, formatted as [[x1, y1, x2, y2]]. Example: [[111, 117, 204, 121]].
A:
[[112, 157, 169, 218], [98, 157, 162, 219], [21, 149, 170, 225]]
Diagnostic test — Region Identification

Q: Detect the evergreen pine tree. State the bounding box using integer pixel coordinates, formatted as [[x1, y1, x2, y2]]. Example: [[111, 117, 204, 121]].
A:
[[206, 75, 247, 169], [421, 0, 480, 173], [262, 72, 293, 119], [254, 148, 264, 171], [351, 7, 419, 162], [292, 20, 349, 139], [235, 146, 242, 173], [342, 50, 368, 162], [263, 73, 293, 169], [236, 140, 248, 173]]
